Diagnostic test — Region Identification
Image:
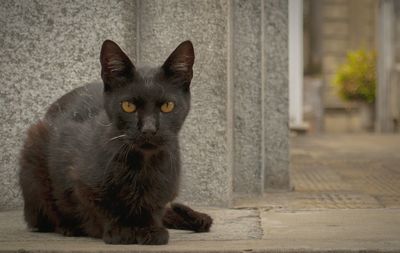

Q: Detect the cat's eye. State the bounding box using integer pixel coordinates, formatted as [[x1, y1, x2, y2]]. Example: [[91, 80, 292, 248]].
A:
[[161, 102, 175, 113], [121, 101, 136, 113]]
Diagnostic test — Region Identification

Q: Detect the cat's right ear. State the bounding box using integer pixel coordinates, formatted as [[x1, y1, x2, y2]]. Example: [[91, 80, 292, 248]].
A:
[[162, 41, 195, 88], [100, 40, 135, 92]]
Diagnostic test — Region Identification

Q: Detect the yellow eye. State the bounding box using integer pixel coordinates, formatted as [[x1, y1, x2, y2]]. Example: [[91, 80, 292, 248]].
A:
[[161, 101, 175, 113], [121, 101, 136, 113]]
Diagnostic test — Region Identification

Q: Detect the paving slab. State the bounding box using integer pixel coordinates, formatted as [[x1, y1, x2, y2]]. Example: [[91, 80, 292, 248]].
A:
[[235, 192, 382, 210], [375, 195, 400, 208], [2, 239, 400, 253], [261, 209, 400, 241], [0, 209, 262, 243], [292, 165, 354, 192], [1, 209, 400, 253], [290, 135, 400, 208]]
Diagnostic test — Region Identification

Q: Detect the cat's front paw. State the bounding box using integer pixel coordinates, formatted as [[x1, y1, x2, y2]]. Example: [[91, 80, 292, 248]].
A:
[[56, 226, 85, 237], [192, 212, 213, 232], [102, 226, 137, 244], [172, 203, 213, 232], [136, 226, 169, 245]]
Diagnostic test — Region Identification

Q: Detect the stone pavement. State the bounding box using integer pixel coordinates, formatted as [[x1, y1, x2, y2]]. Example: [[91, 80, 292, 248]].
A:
[[1, 208, 399, 252], [1, 134, 400, 252], [237, 134, 400, 210]]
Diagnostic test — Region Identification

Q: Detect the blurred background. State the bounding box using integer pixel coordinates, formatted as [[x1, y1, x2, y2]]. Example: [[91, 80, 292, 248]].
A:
[[291, 0, 400, 134], [284, 0, 400, 216]]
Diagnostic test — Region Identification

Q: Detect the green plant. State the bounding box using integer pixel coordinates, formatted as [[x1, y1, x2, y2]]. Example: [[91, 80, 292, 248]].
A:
[[334, 49, 376, 103]]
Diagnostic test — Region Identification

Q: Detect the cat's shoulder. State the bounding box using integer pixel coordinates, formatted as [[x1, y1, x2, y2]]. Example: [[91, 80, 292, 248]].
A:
[[45, 82, 103, 123]]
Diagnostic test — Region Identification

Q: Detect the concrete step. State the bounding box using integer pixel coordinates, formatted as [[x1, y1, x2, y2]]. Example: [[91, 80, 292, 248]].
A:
[[1, 208, 399, 252]]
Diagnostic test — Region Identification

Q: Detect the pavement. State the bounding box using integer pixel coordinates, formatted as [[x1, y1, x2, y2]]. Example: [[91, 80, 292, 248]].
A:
[[1, 134, 400, 252]]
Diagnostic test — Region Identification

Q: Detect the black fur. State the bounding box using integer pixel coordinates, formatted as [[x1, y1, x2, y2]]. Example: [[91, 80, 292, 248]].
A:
[[19, 40, 212, 245]]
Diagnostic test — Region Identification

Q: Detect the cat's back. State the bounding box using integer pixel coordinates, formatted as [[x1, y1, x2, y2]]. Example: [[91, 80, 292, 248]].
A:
[[45, 82, 103, 124]]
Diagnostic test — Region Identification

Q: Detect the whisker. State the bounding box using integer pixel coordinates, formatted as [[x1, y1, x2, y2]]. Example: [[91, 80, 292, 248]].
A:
[[117, 143, 129, 161], [123, 144, 131, 165], [96, 119, 112, 127], [106, 134, 127, 144], [104, 142, 129, 180]]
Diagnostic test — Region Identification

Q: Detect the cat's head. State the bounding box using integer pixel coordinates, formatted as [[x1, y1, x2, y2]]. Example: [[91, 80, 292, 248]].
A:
[[100, 40, 194, 151]]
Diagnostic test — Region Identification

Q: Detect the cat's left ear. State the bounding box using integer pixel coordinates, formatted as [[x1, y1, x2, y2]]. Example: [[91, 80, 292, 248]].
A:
[[162, 41, 195, 87], [100, 40, 135, 92]]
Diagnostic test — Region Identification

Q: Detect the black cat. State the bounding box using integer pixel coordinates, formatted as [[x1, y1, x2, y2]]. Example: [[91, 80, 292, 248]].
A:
[[19, 40, 212, 245]]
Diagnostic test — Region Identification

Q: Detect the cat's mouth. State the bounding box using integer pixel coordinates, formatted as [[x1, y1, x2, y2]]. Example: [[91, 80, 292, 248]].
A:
[[139, 142, 158, 150], [128, 136, 164, 152]]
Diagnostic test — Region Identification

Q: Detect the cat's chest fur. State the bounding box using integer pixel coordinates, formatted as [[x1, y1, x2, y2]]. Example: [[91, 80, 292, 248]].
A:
[[46, 100, 180, 219], [100, 150, 180, 210], [62, 132, 180, 214]]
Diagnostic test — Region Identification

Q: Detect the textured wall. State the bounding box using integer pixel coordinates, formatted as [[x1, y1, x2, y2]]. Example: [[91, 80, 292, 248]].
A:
[[232, 0, 263, 195], [0, 0, 136, 210], [0, 0, 289, 209], [263, 0, 290, 190], [232, 0, 290, 194], [137, 0, 232, 207]]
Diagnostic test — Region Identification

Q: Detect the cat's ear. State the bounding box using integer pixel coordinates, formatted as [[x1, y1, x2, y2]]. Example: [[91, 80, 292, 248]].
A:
[[162, 41, 195, 86], [100, 40, 135, 92]]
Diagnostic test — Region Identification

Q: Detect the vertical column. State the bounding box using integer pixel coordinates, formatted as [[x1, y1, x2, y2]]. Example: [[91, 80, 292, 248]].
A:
[[232, 1, 263, 195], [138, 0, 232, 207], [263, 0, 291, 191], [289, 0, 304, 128], [376, 0, 395, 132]]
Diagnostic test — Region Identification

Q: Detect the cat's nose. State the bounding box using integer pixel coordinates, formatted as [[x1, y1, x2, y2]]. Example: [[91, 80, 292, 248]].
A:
[[140, 117, 157, 136], [142, 127, 156, 136]]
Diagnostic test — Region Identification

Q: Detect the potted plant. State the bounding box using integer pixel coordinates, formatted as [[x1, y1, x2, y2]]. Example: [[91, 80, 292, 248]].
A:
[[334, 49, 376, 131]]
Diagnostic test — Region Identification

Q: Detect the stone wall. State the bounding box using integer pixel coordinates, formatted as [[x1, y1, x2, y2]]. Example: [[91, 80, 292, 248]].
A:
[[0, 0, 137, 210], [0, 0, 289, 210]]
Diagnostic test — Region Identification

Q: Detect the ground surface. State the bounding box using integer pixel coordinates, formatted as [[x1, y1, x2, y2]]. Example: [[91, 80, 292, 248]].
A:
[[1, 134, 400, 252]]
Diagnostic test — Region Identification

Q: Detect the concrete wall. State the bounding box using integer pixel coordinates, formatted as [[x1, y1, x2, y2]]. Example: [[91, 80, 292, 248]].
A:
[[232, 0, 263, 195], [0, 0, 289, 210], [262, 1, 290, 190], [0, 0, 137, 210], [137, 0, 232, 207]]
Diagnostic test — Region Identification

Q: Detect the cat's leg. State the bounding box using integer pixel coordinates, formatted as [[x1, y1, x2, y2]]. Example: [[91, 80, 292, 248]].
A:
[[79, 209, 103, 239], [54, 215, 86, 237], [163, 203, 213, 232], [103, 222, 169, 245], [55, 224, 85, 236], [135, 209, 169, 245], [101, 220, 137, 244], [101, 212, 140, 244], [135, 226, 169, 245], [19, 121, 60, 232], [102, 210, 168, 245]]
